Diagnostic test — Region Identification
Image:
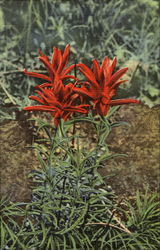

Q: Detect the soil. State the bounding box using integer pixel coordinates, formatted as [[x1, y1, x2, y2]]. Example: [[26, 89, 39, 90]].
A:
[[0, 104, 159, 202]]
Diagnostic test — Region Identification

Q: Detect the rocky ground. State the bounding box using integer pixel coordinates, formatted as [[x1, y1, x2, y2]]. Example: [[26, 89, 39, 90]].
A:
[[100, 104, 159, 198], [0, 104, 159, 202]]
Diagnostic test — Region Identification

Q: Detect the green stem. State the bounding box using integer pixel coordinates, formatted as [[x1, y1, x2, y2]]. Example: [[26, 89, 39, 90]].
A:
[[24, 0, 33, 66], [58, 119, 65, 138], [71, 61, 77, 149], [57, 176, 67, 226], [0, 80, 16, 105], [72, 121, 76, 148]]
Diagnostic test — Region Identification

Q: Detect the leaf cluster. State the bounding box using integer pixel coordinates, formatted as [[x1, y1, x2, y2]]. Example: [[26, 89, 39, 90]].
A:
[[1, 117, 159, 249], [1, 182, 159, 249]]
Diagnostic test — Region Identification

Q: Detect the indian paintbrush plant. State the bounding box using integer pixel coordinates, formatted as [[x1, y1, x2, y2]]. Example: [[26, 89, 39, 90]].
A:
[[1, 44, 159, 249]]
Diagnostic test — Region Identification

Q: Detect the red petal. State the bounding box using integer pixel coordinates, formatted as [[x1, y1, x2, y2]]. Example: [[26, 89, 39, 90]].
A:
[[110, 99, 141, 105], [35, 89, 54, 103], [95, 101, 110, 116], [64, 106, 88, 113], [74, 87, 96, 99], [54, 117, 59, 127], [79, 68, 99, 89], [110, 79, 128, 90], [24, 105, 59, 111], [58, 44, 70, 72], [36, 82, 54, 88], [24, 69, 51, 82], [57, 49, 62, 65], [102, 57, 114, 84], [92, 59, 100, 81], [56, 49, 62, 73], [39, 56, 56, 76], [28, 96, 44, 104], [52, 47, 58, 68], [53, 112, 61, 127], [101, 56, 110, 71], [62, 111, 72, 121], [108, 68, 128, 86], [60, 75, 77, 81], [78, 63, 99, 86], [62, 64, 76, 75], [38, 50, 45, 57], [110, 57, 117, 73]]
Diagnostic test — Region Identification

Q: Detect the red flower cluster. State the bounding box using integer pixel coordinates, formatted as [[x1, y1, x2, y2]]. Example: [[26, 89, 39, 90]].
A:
[[24, 45, 89, 127], [24, 44, 140, 127], [24, 44, 76, 86]]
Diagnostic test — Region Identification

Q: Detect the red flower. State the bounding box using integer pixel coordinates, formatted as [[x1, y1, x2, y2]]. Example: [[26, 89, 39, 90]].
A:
[[24, 83, 89, 127], [24, 45, 140, 126], [74, 57, 140, 116], [24, 44, 76, 88]]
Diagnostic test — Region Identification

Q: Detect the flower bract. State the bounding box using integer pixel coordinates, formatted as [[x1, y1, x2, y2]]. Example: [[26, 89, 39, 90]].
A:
[[74, 57, 140, 116]]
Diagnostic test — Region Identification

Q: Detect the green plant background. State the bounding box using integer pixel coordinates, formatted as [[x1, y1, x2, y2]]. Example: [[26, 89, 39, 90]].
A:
[[0, 0, 159, 116]]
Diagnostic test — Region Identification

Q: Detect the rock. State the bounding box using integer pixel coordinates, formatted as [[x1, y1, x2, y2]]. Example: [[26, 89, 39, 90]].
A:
[[99, 104, 160, 196], [0, 118, 38, 202]]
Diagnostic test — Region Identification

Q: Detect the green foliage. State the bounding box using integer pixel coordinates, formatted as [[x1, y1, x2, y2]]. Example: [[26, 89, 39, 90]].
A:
[[0, 197, 26, 249], [1, 178, 159, 249], [1, 117, 159, 249], [123, 190, 160, 249]]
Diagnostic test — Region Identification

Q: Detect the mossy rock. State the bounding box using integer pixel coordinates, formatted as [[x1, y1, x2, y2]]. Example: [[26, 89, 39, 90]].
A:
[[0, 112, 38, 202], [100, 104, 159, 196]]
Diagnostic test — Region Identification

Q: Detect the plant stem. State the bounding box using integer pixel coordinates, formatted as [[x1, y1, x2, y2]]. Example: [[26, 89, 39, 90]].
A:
[[72, 121, 76, 148], [57, 176, 67, 226], [0, 79, 16, 105], [0, 69, 47, 76], [71, 61, 77, 149], [85, 222, 132, 234]]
